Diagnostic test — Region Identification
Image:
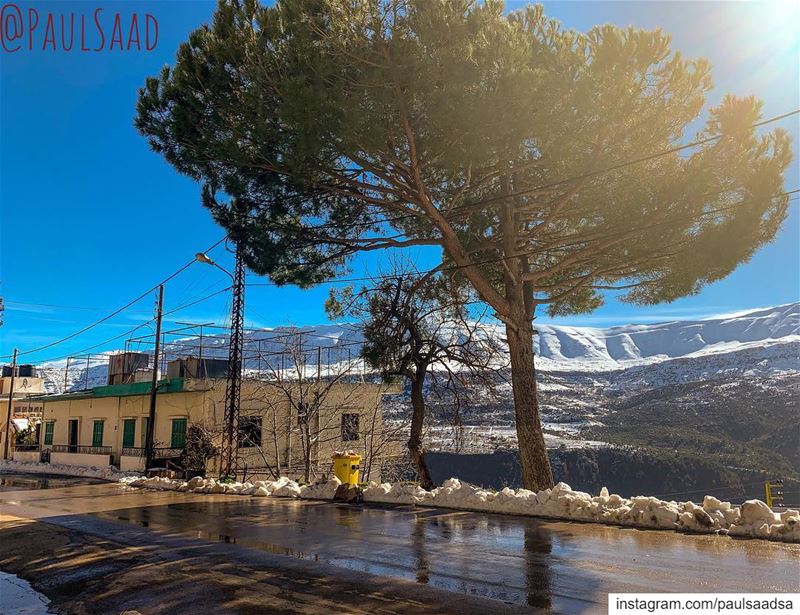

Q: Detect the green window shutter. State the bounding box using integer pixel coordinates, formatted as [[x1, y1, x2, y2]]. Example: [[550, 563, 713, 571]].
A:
[[171, 418, 187, 449], [44, 421, 54, 445], [92, 420, 104, 447], [122, 419, 136, 448]]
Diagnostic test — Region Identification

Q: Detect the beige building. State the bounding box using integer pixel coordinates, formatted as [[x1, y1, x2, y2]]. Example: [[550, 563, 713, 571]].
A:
[[1, 373, 46, 414], [1, 367, 46, 457], [21, 357, 393, 481]]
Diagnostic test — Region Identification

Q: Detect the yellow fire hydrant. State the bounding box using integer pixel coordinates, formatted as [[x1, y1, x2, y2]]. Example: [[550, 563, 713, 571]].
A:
[[332, 452, 361, 487]]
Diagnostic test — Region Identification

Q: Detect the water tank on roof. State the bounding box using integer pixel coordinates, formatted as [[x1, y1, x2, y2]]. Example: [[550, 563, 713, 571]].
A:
[[1, 365, 36, 377], [108, 352, 151, 385], [166, 357, 229, 379], [17, 365, 36, 377]]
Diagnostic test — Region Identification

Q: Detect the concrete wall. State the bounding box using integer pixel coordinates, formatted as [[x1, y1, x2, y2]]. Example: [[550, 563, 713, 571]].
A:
[[120, 455, 146, 472], [12, 450, 40, 463], [51, 452, 112, 468]]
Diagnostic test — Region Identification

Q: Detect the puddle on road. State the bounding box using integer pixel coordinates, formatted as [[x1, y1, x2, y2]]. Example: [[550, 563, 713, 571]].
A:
[[92, 500, 565, 608], [0, 474, 107, 491], [111, 509, 316, 560], [0, 571, 54, 614]]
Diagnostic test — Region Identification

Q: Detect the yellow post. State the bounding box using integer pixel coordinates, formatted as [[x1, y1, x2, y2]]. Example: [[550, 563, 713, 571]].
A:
[[765, 481, 773, 508]]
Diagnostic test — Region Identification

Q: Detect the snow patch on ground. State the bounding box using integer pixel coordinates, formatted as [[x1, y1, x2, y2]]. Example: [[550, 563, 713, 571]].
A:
[[119, 474, 342, 501], [118, 474, 799, 543], [0, 571, 52, 615], [0, 459, 129, 481]]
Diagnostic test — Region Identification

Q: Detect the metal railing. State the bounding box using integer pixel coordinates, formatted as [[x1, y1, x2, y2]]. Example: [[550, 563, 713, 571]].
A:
[[51, 444, 112, 455], [14, 443, 40, 452], [154, 447, 183, 459], [121, 447, 183, 459]]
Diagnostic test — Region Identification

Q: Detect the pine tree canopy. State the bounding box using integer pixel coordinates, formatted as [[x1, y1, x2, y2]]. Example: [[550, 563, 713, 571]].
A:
[[136, 0, 793, 320]]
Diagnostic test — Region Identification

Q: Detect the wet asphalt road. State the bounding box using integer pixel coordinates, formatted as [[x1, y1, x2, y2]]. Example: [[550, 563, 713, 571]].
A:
[[0, 473, 107, 491], [1, 475, 799, 613]]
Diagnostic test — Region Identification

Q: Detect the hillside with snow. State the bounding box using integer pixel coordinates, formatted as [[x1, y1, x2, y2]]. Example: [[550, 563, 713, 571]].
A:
[[532, 302, 798, 370], [36, 302, 799, 394]]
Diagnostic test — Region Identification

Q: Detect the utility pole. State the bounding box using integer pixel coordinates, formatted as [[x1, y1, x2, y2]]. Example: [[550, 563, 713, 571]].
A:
[[2, 348, 18, 460], [144, 285, 164, 472], [220, 243, 245, 478]]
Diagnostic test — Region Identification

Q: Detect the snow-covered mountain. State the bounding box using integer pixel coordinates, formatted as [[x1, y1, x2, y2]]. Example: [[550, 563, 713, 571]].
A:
[[36, 302, 798, 394], [532, 302, 798, 370]]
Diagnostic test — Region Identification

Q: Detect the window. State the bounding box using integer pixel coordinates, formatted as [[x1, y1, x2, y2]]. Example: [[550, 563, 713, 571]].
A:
[[341, 413, 359, 442], [297, 402, 309, 425], [92, 420, 104, 447], [238, 416, 262, 448], [122, 419, 136, 448], [170, 418, 187, 449], [43, 421, 54, 446]]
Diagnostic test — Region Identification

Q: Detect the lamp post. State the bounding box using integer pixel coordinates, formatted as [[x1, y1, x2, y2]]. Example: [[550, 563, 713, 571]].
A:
[[144, 285, 164, 472], [3, 348, 18, 460], [196, 243, 245, 479]]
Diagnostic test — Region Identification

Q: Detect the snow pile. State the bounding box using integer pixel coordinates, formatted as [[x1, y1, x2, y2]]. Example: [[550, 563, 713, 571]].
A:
[[120, 474, 343, 499], [360, 479, 800, 543], [118, 472, 800, 542], [6, 458, 793, 543], [0, 459, 127, 481], [299, 476, 342, 500]]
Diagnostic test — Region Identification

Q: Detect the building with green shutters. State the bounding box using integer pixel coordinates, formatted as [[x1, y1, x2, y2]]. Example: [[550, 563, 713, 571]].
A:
[[27, 375, 390, 480]]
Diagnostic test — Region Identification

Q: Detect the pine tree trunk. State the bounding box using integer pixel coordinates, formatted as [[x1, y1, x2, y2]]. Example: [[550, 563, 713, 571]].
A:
[[506, 318, 554, 492], [408, 375, 434, 490]]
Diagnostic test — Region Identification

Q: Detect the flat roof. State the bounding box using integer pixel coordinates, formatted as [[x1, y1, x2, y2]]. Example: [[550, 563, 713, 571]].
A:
[[30, 376, 388, 403], [30, 377, 190, 402]]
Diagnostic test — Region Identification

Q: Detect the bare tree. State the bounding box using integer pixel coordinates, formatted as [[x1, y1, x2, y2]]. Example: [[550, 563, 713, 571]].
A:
[[179, 423, 218, 477], [328, 264, 504, 489], [237, 333, 385, 483]]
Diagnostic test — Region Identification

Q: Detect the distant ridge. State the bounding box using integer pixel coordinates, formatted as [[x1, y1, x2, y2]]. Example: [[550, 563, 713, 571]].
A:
[[36, 303, 799, 392]]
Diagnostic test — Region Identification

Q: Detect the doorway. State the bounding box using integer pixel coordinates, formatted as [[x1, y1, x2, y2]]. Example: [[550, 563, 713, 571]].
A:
[[68, 419, 79, 452]]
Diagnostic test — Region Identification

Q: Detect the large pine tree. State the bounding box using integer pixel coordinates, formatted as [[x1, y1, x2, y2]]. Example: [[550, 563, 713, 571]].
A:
[[136, 0, 793, 490]]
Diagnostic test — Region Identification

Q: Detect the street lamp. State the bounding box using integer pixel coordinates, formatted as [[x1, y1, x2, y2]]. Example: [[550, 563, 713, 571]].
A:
[[197, 245, 245, 479], [195, 253, 232, 278]]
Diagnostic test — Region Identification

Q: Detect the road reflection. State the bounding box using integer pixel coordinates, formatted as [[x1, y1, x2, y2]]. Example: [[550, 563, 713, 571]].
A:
[[412, 517, 430, 584], [0, 473, 106, 491], [524, 525, 553, 609], [91, 498, 574, 607]]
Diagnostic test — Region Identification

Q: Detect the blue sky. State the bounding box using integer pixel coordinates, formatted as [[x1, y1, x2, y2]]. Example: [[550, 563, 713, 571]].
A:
[[1, 0, 798, 364]]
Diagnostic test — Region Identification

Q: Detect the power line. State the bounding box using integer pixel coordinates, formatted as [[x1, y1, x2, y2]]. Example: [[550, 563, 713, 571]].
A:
[[33, 286, 232, 366], [449, 108, 800, 215], [246, 190, 798, 288], [7, 109, 800, 358], [234, 108, 798, 224], [2, 237, 226, 361], [8, 189, 797, 367]]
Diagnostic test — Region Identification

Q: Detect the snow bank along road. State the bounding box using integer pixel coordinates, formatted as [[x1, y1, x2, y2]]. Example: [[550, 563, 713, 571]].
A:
[[1, 475, 798, 613], [120, 472, 800, 542], [6, 461, 797, 541]]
